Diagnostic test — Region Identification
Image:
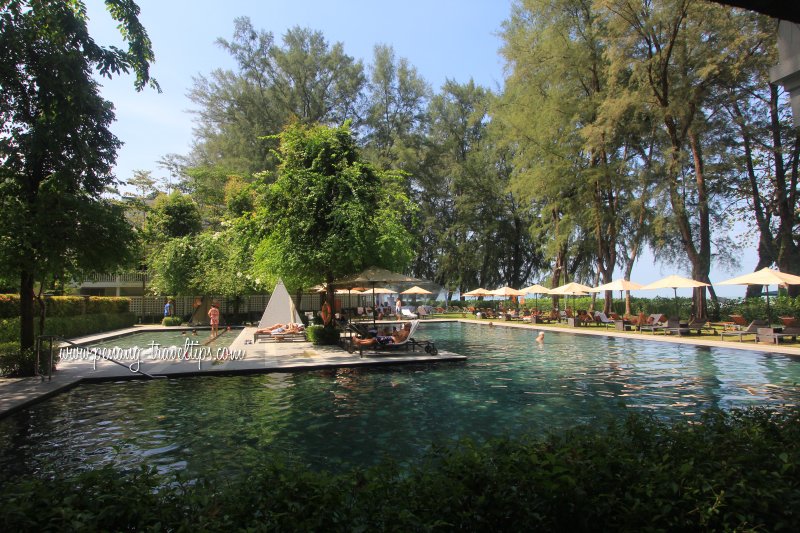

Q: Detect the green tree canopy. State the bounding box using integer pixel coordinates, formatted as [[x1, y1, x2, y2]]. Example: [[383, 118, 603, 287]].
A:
[[0, 0, 157, 351], [188, 19, 365, 174], [252, 122, 414, 301], [143, 192, 203, 241]]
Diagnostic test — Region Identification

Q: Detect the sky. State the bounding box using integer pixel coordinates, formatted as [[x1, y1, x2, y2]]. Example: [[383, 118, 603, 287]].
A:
[[84, 0, 757, 297]]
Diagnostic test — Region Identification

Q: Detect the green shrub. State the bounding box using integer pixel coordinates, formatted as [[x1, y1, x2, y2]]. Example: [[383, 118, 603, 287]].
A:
[[0, 294, 18, 319], [0, 313, 138, 345], [306, 324, 340, 345], [0, 408, 798, 531], [41, 312, 137, 339], [161, 316, 183, 327], [0, 343, 37, 376], [0, 294, 131, 319]]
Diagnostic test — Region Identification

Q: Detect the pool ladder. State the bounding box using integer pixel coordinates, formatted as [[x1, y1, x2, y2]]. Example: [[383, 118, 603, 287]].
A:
[[36, 335, 165, 382]]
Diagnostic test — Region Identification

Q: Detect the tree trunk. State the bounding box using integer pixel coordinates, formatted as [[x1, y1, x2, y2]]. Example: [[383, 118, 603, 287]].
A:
[[20, 271, 35, 351], [689, 130, 714, 319]]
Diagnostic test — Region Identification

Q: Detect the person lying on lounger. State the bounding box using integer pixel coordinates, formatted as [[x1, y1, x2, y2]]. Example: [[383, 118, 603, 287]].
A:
[[351, 322, 411, 347], [256, 323, 304, 335]]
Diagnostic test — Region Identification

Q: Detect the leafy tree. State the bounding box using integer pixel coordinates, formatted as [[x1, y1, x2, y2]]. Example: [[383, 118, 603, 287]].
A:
[[147, 227, 261, 307], [497, 0, 650, 313], [598, 0, 770, 317], [188, 18, 365, 174], [124, 169, 158, 229], [724, 78, 800, 296], [0, 0, 157, 351], [252, 122, 414, 305], [362, 44, 431, 167], [143, 192, 202, 241]]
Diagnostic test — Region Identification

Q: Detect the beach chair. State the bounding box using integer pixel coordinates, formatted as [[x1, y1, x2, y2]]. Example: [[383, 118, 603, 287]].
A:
[[756, 325, 800, 344], [354, 320, 437, 357], [254, 323, 307, 342], [401, 308, 418, 319], [594, 312, 615, 329], [720, 320, 768, 341], [638, 314, 667, 334], [728, 314, 748, 329], [417, 305, 431, 319], [671, 318, 715, 336], [662, 318, 689, 336]]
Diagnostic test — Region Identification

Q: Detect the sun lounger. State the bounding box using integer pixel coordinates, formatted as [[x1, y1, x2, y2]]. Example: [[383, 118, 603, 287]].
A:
[[664, 318, 715, 336], [401, 308, 418, 319], [756, 325, 800, 344], [353, 320, 437, 357], [720, 320, 768, 341], [638, 314, 667, 334], [728, 314, 748, 329], [254, 324, 306, 342], [593, 312, 615, 329]]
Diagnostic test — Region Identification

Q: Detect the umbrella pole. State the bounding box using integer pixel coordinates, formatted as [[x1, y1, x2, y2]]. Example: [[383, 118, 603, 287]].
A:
[[673, 287, 679, 319], [372, 285, 377, 329], [766, 284, 771, 326]]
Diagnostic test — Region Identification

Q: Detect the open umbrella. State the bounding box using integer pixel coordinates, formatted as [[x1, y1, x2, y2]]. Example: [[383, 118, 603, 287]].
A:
[[588, 279, 644, 315], [331, 267, 421, 326], [718, 267, 800, 323], [463, 288, 492, 297], [549, 282, 593, 311], [521, 283, 551, 312], [401, 285, 433, 306], [489, 286, 527, 297], [640, 275, 709, 319], [489, 287, 527, 312]]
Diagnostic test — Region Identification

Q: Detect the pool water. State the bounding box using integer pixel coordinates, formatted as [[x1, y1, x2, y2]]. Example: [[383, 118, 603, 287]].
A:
[[1, 322, 798, 481], [87, 329, 230, 350]]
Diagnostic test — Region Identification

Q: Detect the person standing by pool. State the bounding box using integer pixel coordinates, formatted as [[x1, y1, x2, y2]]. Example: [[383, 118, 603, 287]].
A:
[[164, 298, 174, 318], [208, 302, 220, 338], [395, 298, 402, 319]]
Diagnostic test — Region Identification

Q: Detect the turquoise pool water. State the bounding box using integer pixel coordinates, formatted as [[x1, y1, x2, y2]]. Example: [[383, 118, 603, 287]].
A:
[[1, 322, 798, 480]]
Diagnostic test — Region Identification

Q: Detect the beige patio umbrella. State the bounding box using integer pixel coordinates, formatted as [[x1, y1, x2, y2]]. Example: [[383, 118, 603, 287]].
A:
[[640, 275, 710, 319], [401, 285, 433, 306], [549, 282, 593, 311], [521, 284, 551, 311], [588, 279, 644, 315], [331, 267, 421, 326], [463, 288, 492, 297], [488, 286, 527, 313], [371, 287, 397, 294], [718, 267, 800, 322], [489, 286, 527, 297], [549, 282, 594, 295]]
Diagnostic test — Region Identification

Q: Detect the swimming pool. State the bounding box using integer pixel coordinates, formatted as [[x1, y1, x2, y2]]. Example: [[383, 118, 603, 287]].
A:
[[1, 322, 798, 481]]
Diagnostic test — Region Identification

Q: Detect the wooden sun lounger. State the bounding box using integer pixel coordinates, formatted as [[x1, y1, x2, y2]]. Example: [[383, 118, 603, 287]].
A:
[[254, 328, 307, 343], [720, 320, 768, 341], [756, 326, 800, 344]]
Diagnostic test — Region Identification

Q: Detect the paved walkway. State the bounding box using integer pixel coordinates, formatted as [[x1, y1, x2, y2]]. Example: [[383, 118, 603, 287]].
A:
[[1, 318, 797, 419]]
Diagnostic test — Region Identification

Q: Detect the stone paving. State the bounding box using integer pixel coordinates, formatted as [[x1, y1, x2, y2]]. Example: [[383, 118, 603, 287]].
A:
[[1, 318, 797, 419]]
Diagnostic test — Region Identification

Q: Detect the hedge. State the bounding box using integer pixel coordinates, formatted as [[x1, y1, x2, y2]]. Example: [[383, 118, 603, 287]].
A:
[[0, 295, 130, 319], [0, 408, 797, 531], [0, 313, 137, 344]]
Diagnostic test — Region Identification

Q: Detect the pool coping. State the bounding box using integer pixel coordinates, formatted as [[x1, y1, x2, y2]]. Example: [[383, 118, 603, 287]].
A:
[[1, 318, 797, 420]]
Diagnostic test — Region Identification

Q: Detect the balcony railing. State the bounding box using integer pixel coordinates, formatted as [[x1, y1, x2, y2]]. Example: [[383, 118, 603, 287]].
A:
[[81, 272, 148, 283]]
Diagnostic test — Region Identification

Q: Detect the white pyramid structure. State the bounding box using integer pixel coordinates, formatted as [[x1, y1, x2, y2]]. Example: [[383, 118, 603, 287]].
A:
[[258, 279, 302, 328]]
